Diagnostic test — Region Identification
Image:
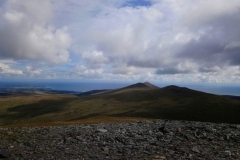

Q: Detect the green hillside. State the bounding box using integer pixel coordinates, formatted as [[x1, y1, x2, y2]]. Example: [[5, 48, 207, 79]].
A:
[[0, 82, 240, 126]]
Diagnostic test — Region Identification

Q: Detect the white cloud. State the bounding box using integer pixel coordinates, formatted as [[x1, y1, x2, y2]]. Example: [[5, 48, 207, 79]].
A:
[[0, 0, 240, 84], [0, 62, 23, 75], [70, 3, 166, 57], [112, 66, 143, 75], [0, 0, 71, 64], [82, 51, 109, 68], [179, 0, 240, 28], [74, 65, 104, 78], [45, 0, 240, 83], [25, 66, 42, 75]]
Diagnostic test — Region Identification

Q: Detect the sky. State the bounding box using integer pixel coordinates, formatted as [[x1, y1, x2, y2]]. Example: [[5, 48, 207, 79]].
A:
[[0, 0, 240, 84]]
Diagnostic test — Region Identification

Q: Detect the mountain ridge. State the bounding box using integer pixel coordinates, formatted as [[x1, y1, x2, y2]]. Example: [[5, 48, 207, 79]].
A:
[[1, 82, 240, 126], [143, 81, 159, 89], [81, 82, 160, 97]]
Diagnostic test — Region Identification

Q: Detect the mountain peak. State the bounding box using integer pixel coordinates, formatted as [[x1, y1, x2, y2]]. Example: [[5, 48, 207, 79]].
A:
[[84, 82, 160, 96], [117, 82, 159, 91], [143, 81, 159, 89]]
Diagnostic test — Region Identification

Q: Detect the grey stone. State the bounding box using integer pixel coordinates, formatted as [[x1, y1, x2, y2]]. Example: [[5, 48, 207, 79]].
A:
[[97, 128, 108, 133], [192, 146, 200, 153], [1, 120, 240, 159]]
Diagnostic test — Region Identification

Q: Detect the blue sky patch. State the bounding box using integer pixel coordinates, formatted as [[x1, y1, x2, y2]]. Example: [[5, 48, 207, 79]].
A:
[[122, 0, 152, 8]]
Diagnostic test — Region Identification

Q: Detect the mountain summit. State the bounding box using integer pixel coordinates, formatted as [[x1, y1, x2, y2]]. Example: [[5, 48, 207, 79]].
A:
[[87, 82, 159, 96], [143, 81, 159, 89], [77, 82, 159, 97], [116, 82, 159, 91]]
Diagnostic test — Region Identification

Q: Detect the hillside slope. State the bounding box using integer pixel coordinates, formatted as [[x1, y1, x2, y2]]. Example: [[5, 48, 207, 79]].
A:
[[0, 82, 240, 126], [91, 81, 159, 96]]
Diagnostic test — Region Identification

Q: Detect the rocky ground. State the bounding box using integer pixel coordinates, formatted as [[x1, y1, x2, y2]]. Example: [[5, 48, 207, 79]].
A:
[[0, 119, 240, 159]]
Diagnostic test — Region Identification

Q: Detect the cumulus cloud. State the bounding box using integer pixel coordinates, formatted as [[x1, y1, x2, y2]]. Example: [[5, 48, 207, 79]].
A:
[[176, 0, 240, 67], [0, 62, 22, 75], [1, 0, 240, 83], [81, 51, 109, 68], [69, 2, 166, 58], [25, 66, 42, 76], [112, 66, 142, 75], [51, 0, 240, 82], [179, 0, 240, 29], [73, 65, 104, 78], [156, 61, 198, 75], [0, 0, 71, 64]]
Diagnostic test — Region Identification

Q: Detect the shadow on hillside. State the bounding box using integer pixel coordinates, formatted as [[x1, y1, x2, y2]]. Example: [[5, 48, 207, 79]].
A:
[[97, 90, 160, 102], [70, 112, 106, 120], [70, 110, 150, 121], [0, 98, 72, 124]]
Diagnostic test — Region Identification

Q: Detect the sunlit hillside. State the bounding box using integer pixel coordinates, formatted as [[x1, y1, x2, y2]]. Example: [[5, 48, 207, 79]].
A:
[[1, 82, 240, 126]]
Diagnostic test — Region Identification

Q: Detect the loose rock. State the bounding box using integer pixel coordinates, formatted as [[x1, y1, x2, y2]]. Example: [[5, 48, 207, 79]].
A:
[[97, 128, 108, 133], [0, 119, 239, 159], [192, 146, 200, 153]]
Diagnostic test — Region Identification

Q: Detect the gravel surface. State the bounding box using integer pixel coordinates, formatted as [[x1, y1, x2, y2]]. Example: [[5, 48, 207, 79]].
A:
[[0, 119, 240, 159]]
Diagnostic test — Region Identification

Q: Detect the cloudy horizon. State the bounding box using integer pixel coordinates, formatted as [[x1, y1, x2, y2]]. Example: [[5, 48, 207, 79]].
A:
[[0, 0, 240, 84]]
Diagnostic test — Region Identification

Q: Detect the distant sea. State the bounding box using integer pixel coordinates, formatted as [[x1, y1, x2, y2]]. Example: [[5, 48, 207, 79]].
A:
[[0, 81, 131, 92], [0, 81, 240, 96]]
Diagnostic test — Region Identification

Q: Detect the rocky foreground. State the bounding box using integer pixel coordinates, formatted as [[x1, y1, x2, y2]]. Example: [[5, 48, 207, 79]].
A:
[[0, 120, 240, 159]]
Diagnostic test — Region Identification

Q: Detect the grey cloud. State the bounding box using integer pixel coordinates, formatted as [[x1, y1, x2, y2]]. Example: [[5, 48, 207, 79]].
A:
[[224, 46, 240, 66], [155, 67, 191, 75], [81, 51, 109, 68], [177, 34, 226, 65], [127, 58, 164, 68], [0, 0, 71, 64], [199, 67, 219, 73], [157, 65, 222, 75], [1, 0, 240, 83], [177, 4, 240, 68], [74, 0, 240, 78], [112, 69, 133, 75]]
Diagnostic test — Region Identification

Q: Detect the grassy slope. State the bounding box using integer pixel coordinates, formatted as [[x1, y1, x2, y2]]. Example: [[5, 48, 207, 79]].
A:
[[0, 94, 76, 125], [87, 86, 240, 123], [0, 85, 240, 126]]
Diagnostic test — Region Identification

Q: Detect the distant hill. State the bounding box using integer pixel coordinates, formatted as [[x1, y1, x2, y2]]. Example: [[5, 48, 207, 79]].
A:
[[121, 81, 159, 90], [85, 81, 159, 96], [82, 83, 240, 124], [76, 90, 109, 97], [76, 82, 158, 97], [0, 86, 80, 95], [1, 82, 240, 126]]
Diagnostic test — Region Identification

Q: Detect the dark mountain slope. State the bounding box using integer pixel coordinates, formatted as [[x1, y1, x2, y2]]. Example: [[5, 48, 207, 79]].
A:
[[143, 81, 159, 89], [86, 82, 159, 97], [222, 95, 240, 101], [1, 82, 240, 126], [82, 84, 240, 124], [76, 90, 109, 97], [121, 81, 159, 90]]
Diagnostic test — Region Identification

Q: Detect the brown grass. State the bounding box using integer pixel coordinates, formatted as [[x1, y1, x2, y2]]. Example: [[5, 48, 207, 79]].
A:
[[3, 117, 153, 127], [1, 85, 240, 127]]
